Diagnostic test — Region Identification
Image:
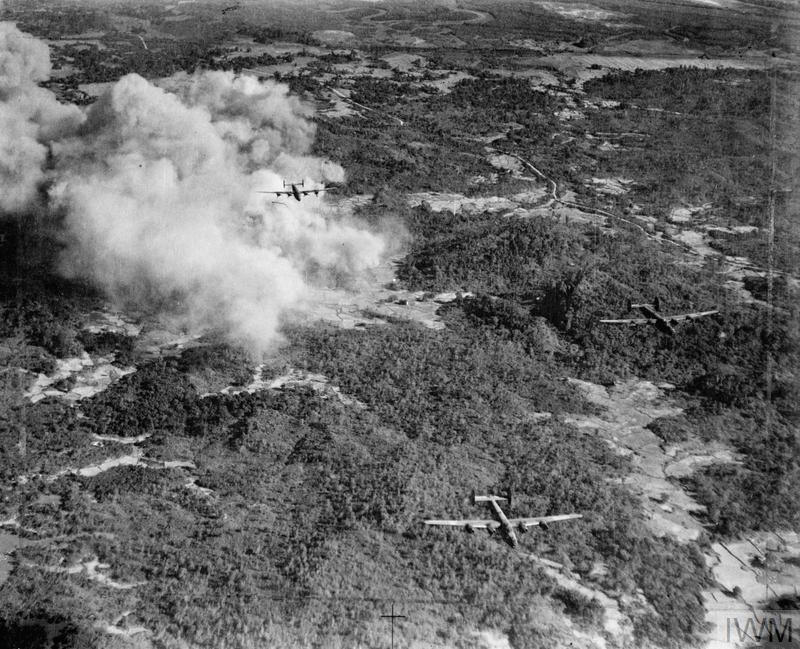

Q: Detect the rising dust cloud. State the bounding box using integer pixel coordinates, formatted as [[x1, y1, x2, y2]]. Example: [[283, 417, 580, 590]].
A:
[[0, 22, 385, 351]]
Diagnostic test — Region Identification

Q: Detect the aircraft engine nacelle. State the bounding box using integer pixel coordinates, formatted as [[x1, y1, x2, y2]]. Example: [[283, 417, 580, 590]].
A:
[[538, 521, 549, 531], [464, 524, 475, 535], [517, 522, 528, 534], [486, 525, 497, 536]]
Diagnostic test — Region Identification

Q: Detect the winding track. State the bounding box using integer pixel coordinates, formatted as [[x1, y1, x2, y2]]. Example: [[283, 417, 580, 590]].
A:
[[492, 146, 690, 248], [490, 146, 799, 294]]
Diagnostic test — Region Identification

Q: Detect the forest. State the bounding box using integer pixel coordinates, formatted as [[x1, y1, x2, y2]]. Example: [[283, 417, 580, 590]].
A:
[[3, 189, 796, 646], [0, 5, 798, 647]]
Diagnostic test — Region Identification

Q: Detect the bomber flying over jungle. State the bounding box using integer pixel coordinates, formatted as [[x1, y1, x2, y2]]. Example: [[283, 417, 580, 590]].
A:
[[258, 180, 334, 202], [423, 491, 583, 549], [599, 298, 719, 335]]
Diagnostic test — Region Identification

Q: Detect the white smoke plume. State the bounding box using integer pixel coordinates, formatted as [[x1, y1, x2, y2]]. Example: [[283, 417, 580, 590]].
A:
[[0, 22, 83, 211], [0, 22, 385, 352]]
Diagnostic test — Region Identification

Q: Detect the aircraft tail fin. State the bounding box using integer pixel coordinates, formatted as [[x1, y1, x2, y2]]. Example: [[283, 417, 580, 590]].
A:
[[630, 297, 661, 311]]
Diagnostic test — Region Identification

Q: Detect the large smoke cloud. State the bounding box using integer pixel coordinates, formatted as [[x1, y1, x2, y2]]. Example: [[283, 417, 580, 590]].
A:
[[0, 23, 83, 210], [0, 22, 384, 351]]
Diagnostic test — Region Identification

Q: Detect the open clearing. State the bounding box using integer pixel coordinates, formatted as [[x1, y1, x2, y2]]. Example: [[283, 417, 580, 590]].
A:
[[564, 379, 798, 648]]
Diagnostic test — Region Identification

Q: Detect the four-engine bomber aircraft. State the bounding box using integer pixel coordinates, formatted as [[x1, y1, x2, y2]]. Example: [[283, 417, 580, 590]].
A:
[[257, 180, 333, 202], [423, 491, 582, 549], [599, 297, 719, 336]]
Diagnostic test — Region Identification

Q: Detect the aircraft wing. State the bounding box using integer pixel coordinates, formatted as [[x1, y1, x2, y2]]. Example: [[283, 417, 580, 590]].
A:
[[663, 309, 719, 322], [599, 318, 654, 325], [255, 188, 330, 196], [508, 513, 583, 527], [423, 519, 496, 529]]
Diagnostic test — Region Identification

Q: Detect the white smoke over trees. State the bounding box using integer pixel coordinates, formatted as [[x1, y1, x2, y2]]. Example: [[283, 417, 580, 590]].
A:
[[0, 22, 385, 352], [0, 22, 83, 211]]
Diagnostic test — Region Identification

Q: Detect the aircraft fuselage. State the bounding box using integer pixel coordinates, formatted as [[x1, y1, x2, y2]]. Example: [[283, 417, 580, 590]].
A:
[[291, 184, 302, 201], [636, 305, 676, 335], [488, 498, 518, 548]]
